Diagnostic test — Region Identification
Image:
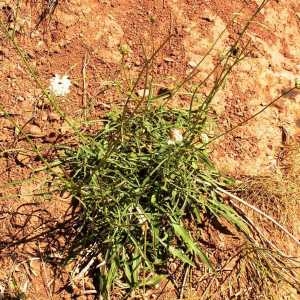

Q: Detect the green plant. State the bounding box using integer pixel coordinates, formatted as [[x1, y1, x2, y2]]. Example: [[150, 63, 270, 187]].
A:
[[2, 0, 299, 298], [56, 104, 250, 297]]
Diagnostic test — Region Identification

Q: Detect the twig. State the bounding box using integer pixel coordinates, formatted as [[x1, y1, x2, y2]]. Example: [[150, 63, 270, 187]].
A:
[[0, 112, 19, 117], [179, 265, 190, 299], [38, 242, 53, 299], [82, 52, 89, 119], [74, 256, 96, 280], [216, 187, 300, 246]]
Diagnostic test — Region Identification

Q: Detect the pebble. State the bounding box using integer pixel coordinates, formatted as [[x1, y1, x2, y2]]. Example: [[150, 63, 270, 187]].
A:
[[137, 89, 150, 97], [188, 60, 198, 68], [1, 119, 14, 129], [23, 124, 43, 137], [163, 57, 175, 62], [60, 121, 72, 134], [48, 112, 60, 121], [44, 132, 57, 143], [61, 191, 71, 199], [0, 132, 8, 142], [16, 153, 31, 165], [41, 111, 48, 121], [200, 133, 209, 143], [15, 95, 25, 102]]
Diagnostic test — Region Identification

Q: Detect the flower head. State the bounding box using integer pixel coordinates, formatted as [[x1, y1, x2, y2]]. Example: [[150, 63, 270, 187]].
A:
[[49, 74, 71, 96], [167, 128, 183, 145]]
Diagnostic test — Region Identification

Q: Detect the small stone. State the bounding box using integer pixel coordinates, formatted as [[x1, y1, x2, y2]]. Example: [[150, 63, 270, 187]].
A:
[[200, 133, 209, 143], [0, 132, 8, 142], [137, 89, 150, 97], [188, 60, 198, 68], [17, 153, 31, 165], [163, 57, 175, 62], [23, 124, 43, 137], [48, 112, 60, 121], [60, 121, 72, 134], [50, 44, 61, 54], [15, 95, 25, 102], [41, 111, 48, 121], [1, 119, 14, 129], [43, 132, 57, 143], [61, 191, 71, 199]]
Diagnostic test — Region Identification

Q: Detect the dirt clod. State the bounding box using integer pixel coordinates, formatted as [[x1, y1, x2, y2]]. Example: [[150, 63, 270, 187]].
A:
[[23, 124, 43, 137], [48, 112, 60, 122], [16, 153, 31, 165]]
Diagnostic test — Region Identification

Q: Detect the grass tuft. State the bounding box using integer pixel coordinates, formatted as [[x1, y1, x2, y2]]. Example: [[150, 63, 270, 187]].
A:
[[55, 105, 249, 297]]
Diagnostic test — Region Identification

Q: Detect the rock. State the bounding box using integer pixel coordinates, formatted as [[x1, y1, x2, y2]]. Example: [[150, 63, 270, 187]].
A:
[[43, 132, 58, 143], [200, 133, 209, 143], [1, 118, 14, 129], [61, 191, 71, 199], [15, 95, 25, 102], [48, 112, 60, 121], [23, 124, 43, 137], [0, 131, 9, 142], [188, 60, 198, 68], [137, 89, 150, 97], [16, 153, 31, 165], [163, 57, 175, 62], [40, 111, 48, 121]]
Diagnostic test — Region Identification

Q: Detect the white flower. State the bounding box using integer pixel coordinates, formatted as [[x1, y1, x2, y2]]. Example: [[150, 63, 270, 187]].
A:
[[49, 74, 71, 96], [167, 128, 183, 145]]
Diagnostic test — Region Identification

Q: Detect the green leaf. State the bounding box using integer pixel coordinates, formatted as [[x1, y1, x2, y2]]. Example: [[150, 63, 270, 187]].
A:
[[172, 223, 211, 268], [106, 256, 118, 291], [208, 195, 250, 235], [123, 259, 132, 284], [142, 274, 165, 287], [168, 246, 195, 266], [132, 247, 142, 284]]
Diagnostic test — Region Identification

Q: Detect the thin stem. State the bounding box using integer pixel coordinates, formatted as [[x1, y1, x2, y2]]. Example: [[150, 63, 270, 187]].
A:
[[216, 187, 300, 246], [194, 87, 296, 147]]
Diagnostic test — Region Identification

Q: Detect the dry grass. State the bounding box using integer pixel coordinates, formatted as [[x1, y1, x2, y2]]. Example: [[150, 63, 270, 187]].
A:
[[231, 145, 300, 299]]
